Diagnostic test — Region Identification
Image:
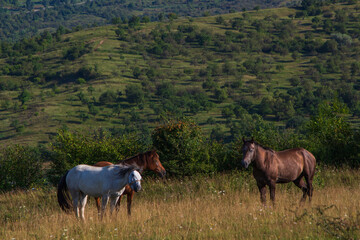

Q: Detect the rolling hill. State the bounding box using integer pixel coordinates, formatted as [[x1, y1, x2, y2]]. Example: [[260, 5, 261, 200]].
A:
[[0, 0, 289, 41], [0, 1, 360, 146]]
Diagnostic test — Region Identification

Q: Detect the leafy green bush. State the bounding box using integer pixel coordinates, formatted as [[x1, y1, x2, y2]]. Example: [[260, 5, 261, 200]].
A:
[[152, 119, 214, 176], [0, 145, 44, 191], [49, 129, 145, 184], [99, 90, 118, 105], [125, 84, 145, 104], [306, 100, 359, 166]]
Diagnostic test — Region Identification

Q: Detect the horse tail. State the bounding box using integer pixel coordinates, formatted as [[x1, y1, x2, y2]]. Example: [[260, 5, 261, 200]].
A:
[[57, 171, 72, 212]]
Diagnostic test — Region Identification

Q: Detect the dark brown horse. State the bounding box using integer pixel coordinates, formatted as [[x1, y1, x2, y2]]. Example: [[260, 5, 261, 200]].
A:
[[94, 150, 166, 215], [241, 138, 316, 205]]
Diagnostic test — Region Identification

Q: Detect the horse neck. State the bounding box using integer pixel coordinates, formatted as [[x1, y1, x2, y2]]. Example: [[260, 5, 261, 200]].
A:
[[253, 145, 271, 171], [123, 154, 146, 171], [112, 167, 133, 189]]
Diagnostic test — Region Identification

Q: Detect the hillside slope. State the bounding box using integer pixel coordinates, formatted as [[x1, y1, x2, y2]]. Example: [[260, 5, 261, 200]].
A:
[[0, 2, 360, 146], [0, 0, 287, 41]]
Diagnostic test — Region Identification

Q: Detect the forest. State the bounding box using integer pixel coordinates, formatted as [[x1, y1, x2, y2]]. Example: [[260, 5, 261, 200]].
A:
[[0, 0, 286, 41]]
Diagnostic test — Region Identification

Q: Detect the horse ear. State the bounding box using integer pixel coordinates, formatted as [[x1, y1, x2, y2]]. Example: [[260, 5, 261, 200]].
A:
[[242, 137, 246, 143], [251, 137, 254, 142]]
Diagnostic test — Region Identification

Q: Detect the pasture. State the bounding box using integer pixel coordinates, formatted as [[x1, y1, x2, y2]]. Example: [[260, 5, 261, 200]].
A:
[[1, 168, 359, 239]]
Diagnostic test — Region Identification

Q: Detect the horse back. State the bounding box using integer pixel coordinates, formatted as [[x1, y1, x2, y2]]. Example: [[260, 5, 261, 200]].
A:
[[68, 164, 131, 197], [66, 165, 113, 196], [94, 161, 113, 167], [273, 148, 316, 181], [279, 148, 316, 172]]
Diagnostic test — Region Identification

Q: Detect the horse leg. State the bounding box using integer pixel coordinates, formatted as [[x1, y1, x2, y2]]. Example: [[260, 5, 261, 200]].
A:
[[79, 193, 88, 221], [115, 194, 123, 212], [257, 182, 267, 205], [95, 197, 101, 215], [127, 190, 135, 216], [269, 181, 276, 206], [304, 174, 314, 202], [100, 195, 109, 220], [109, 196, 120, 216], [70, 191, 80, 219], [293, 177, 308, 203]]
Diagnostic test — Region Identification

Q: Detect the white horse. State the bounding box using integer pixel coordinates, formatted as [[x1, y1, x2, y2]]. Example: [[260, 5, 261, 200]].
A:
[[57, 164, 142, 220]]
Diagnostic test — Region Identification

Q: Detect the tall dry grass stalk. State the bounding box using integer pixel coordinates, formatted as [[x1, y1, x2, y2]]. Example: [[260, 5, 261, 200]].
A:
[[1, 169, 360, 239]]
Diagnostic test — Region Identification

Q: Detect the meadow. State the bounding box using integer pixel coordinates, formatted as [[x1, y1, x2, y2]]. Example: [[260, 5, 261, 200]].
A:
[[1, 168, 360, 239]]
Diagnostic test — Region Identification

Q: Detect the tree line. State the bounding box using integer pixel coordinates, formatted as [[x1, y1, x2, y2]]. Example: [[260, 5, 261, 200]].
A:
[[0, 0, 284, 41]]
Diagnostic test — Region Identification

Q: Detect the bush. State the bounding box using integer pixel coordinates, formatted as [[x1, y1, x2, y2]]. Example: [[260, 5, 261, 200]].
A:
[[99, 90, 118, 105], [0, 145, 44, 191], [306, 100, 359, 166], [152, 119, 214, 176], [125, 84, 145, 104], [49, 129, 145, 184], [63, 44, 90, 60]]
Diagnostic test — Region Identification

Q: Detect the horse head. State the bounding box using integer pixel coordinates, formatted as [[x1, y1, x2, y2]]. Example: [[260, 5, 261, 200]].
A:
[[241, 137, 256, 168], [128, 170, 142, 192], [146, 150, 166, 178]]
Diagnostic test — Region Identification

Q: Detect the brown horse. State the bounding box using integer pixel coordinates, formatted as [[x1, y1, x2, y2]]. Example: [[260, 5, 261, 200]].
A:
[[94, 150, 166, 215], [241, 138, 316, 205]]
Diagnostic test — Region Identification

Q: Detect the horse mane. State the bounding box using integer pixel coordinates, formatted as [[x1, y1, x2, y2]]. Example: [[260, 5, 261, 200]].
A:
[[123, 150, 154, 160], [113, 164, 137, 177], [247, 140, 275, 153], [121, 150, 156, 167]]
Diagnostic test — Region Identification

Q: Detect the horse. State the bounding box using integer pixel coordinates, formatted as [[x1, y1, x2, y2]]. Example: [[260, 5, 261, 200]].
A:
[[93, 150, 166, 216], [57, 164, 142, 221], [241, 137, 316, 205]]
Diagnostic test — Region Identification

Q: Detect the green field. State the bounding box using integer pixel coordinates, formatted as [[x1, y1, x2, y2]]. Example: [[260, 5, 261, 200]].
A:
[[1, 168, 360, 239]]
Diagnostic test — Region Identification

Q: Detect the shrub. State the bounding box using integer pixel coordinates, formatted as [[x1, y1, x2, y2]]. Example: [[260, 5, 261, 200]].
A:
[[77, 65, 100, 80], [152, 119, 214, 176], [0, 145, 44, 191], [306, 100, 358, 166], [99, 90, 117, 105], [63, 44, 90, 60], [49, 130, 144, 184], [125, 84, 145, 104], [18, 89, 32, 105]]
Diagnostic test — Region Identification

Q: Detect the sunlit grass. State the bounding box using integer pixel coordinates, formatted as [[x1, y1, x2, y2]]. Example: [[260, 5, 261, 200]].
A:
[[1, 168, 360, 239]]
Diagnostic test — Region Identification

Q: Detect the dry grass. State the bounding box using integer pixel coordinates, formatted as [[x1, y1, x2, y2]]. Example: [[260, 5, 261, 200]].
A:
[[1, 170, 360, 239]]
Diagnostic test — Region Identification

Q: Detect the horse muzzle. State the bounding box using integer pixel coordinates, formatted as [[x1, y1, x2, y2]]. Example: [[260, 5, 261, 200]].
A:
[[158, 169, 166, 179], [241, 160, 250, 168], [130, 182, 142, 192]]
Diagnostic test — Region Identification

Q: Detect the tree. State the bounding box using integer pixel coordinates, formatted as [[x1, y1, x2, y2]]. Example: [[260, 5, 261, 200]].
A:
[[128, 15, 140, 29], [132, 67, 142, 79], [115, 27, 126, 40], [125, 84, 144, 104], [156, 82, 176, 99], [99, 90, 117, 105], [26, 0, 33, 10], [306, 100, 357, 166], [152, 119, 213, 176], [0, 145, 43, 191], [214, 88, 227, 102], [18, 89, 32, 105]]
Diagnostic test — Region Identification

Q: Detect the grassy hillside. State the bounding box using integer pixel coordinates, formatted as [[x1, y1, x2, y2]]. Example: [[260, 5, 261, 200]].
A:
[[0, 1, 360, 146]]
